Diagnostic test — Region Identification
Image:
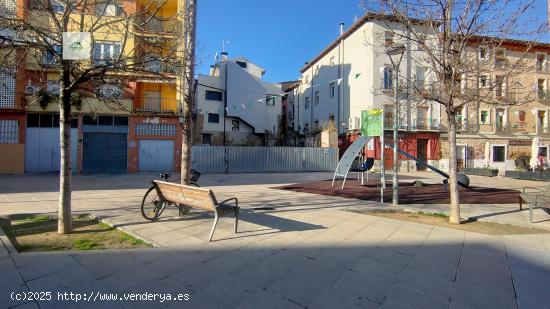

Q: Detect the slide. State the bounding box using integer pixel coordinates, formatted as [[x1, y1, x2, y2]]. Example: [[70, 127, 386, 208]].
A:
[[386, 143, 470, 188]]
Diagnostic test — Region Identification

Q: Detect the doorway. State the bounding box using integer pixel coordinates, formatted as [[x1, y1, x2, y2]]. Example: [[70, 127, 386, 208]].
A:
[[416, 139, 429, 171]]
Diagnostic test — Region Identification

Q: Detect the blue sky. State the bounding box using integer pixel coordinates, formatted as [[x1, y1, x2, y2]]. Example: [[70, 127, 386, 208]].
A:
[[196, 0, 548, 83], [196, 0, 363, 82]]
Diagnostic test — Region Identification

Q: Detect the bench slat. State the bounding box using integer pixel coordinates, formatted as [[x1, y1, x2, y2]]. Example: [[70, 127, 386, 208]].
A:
[[154, 180, 216, 211]]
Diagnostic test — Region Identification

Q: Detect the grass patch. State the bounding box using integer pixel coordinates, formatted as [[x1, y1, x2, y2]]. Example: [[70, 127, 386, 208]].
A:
[[347, 209, 550, 235], [0, 214, 152, 252]]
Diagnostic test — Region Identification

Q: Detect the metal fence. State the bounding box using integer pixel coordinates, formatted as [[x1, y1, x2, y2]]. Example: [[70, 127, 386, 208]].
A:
[[192, 146, 338, 173]]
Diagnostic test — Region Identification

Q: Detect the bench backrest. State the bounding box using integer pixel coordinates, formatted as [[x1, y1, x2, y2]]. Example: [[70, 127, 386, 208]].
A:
[[153, 180, 216, 211]]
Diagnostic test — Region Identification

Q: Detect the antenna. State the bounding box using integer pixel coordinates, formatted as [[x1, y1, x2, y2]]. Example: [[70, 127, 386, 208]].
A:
[[222, 40, 230, 52]]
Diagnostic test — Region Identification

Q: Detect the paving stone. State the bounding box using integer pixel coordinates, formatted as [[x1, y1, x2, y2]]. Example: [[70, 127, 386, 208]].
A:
[[18, 255, 81, 282], [396, 268, 453, 301], [310, 287, 379, 309], [267, 273, 330, 307], [352, 256, 403, 281], [334, 269, 396, 304], [235, 290, 302, 309], [381, 284, 449, 309]]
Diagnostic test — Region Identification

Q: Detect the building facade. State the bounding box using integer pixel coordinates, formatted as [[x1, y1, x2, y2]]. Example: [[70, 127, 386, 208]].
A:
[[440, 38, 550, 174], [195, 54, 283, 146], [0, 0, 184, 174], [294, 14, 441, 171]]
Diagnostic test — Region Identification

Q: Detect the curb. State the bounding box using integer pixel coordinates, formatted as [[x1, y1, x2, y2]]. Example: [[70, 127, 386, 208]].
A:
[[0, 226, 18, 255], [90, 213, 166, 248]]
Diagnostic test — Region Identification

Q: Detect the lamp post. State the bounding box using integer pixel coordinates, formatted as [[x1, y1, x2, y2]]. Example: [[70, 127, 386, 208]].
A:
[[386, 44, 406, 206]]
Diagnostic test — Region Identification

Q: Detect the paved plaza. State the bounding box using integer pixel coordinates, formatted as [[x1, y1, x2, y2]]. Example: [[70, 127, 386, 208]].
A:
[[1, 172, 549, 308]]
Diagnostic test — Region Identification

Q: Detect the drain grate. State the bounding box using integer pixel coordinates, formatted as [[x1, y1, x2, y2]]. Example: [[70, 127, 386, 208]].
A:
[[253, 207, 276, 211]]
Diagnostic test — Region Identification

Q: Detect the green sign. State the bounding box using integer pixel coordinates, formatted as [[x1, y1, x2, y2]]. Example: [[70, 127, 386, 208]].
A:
[[361, 108, 383, 137]]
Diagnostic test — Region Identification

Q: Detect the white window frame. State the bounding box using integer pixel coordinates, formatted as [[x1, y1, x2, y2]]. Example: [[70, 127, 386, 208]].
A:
[[93, 42, 121, 62], [479, 74, 489, 88], [329, 82, 335, 98], [480, 109, 491, 124], [478, 46, 489, 61]]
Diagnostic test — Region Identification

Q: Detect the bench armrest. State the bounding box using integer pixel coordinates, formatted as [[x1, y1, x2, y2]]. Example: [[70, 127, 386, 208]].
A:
[[217, 197, 238, 207]]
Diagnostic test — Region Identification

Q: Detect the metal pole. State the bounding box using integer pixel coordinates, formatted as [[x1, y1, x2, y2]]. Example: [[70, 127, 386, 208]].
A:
[[380, 111, 386, 203], [393, 66, 399, 206]]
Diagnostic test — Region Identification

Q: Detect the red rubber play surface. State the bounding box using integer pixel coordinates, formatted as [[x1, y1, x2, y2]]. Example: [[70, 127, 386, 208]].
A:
[[276, 180, 520, 204]]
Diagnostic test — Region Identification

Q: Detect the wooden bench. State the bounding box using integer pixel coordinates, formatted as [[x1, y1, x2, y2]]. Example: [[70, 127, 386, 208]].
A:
[[153, 180, 239, 242], [519, 186, 550, 223]]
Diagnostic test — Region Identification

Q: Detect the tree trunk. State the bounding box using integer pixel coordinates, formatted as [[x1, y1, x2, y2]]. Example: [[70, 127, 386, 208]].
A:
[[447, 109, 461, 224], [180, 0, 197, 185], [58, 65, 73, 234]]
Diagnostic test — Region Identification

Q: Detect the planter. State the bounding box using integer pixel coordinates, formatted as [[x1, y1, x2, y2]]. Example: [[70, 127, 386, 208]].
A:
[[505, 171, 550, 182], [463, 168, 499, 177]]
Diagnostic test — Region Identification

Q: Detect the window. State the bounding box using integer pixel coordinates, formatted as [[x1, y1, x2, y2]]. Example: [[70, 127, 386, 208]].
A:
[[329, 56, 335, 66], [480, 110, 490, 124], [52, 1, 64, 13], [43, 45, 62, 65], [47, 80, 60, 95], [305, 97, 310, 109], [314, 91, 319, 105], [495, 75, 504, 98], [207, 113, 219, 123], [0, 68, 16, 108], [479, 75, 489, 88], [538, 79, 546, 99], [0, 120, 18, 144], [1, 0, 16, 17], [135, 123, 176, 136], [305, 75, 310, 84], [202, 133, 211, 145], [266, 96, 276, 106], [236, 61, 247, 69], [93, 42, 121, 64], [28, 113, 77, 128], [205, 90, 223, 101], [518, 110, 526, 122], [537, 54, 546, 72], [314, 65, 319, 76], [384, 31, 394, 46], [329, 82, 335, 98], [492, 146, 505, 162], [98, 84, 123, 98], [539, 146, 548, 158], [479, 47, 488, 60], [98, 116, 114, 126], [83, 115, 126, 126], [383, 66, 393, 90], [415, 67, 426, 90], [495, 49, 506, 67], [95, 2, 123, 16]]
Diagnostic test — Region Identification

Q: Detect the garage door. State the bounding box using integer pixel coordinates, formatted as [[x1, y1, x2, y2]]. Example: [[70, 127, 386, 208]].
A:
[[83, 133, 127, 174], [139, 140, 174, 172], [25, 128, 78, 173]]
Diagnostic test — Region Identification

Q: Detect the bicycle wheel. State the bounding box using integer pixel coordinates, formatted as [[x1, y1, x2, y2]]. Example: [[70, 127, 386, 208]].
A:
[[141, 186, 165, 221], [189, 181, 200, 187]]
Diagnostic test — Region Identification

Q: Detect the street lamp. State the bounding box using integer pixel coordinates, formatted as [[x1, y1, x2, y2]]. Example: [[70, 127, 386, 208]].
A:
[[386, 44, 406, 206]]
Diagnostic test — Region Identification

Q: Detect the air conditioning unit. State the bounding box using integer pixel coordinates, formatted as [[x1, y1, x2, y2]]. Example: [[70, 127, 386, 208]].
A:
[[25, 85, 40, 95]]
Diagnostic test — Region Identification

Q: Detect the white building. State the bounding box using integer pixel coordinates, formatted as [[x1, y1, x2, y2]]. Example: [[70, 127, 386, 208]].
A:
[[195, 53, 283, 146], [294, 13, 442, 170]]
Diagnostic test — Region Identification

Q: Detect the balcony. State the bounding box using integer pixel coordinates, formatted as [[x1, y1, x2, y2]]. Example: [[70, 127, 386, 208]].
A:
[[383, 119, 407, 130], [135, 15, 179, 35], [140, 58, 178, 75], [136, 97, 178, 113], [537, 126, 550, 134], [412, 118, 440, 131], [495, 123, 511, 133], [42, 53, 60, 67]]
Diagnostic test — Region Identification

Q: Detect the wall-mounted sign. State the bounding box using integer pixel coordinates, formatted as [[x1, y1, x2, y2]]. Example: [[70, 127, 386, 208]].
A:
[[508, 140, 531, 146]]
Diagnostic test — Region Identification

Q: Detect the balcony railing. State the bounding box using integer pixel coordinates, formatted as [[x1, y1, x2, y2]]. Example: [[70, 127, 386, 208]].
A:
[[42, 53, 60, 67], [412, 118, 440, 131], [537, 126, 550, 134], [384, 119, 407, 130], [136, 97, 178, 113], [495, 124, 511, 133], [135, 16, 179, 34], [140, 58, 177, 74]]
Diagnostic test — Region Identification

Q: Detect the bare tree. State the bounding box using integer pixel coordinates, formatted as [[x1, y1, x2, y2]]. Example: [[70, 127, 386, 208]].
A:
[[363, 0, 545, 223], [0, 0, 186, 233], [180, 0, 196, 185]]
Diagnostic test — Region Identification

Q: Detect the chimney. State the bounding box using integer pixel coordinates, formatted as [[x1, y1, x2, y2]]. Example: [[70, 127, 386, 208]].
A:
[[221, 51, 228, 61], [209, 65, 215, 76], [340, 23, 345, 36]]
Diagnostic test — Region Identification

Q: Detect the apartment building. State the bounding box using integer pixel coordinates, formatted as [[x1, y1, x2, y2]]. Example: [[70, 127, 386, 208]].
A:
[[295, 13, 441, 171], [195, 53, 283, 146], [0, 0, 184, 174], [440, 38, 550, 174]]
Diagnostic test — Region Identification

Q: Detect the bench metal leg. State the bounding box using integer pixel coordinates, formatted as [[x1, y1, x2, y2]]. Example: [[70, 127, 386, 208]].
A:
[[208, 211, 220, 242], [518, 196, 523, 211], [529, 204, 534, 224], [234, 207, 240, 234]]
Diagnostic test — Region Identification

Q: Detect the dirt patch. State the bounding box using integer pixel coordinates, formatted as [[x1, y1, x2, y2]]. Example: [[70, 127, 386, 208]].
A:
[[347, 209, 550, 235], [276, 179, 520, 204], [0, 214, 152, 252]]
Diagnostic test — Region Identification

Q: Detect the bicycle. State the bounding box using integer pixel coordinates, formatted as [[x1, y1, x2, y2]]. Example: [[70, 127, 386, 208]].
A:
[[141, 169, 201, 221]]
